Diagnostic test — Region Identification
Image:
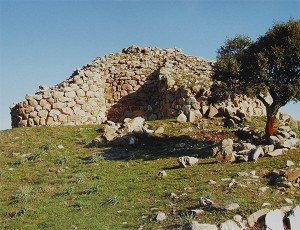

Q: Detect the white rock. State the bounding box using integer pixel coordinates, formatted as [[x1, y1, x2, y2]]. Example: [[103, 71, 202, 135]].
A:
[[259, 187, 269, 193], [124, 117, 145, 133], [285, 198, 293, 204], [269, 136, 280, 145], [220, 220, 241, 230], [247, 208, 270, 228], [251, 146, 264, 161], [287, 205, 300, 230], [233, 215, 243, 223], [178, 156, 199, 168], [208, 180, 217, 184], [265, 209, 284, 230], [157, 171, 167, 177], [286, 160, 295, 167], [184, 221, 218, 230], [262, 203, 271, 207], [267, 149, 284, 157], [154, 127, 164, 134], [191, 209, 204, 216], [156, 212, 167, 222], [177, 112, 187, 123], [57, 145, 64, 149]]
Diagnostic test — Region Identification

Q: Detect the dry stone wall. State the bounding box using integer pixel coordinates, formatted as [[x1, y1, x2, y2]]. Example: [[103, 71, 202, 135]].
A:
[[10, 46, 266, 128]]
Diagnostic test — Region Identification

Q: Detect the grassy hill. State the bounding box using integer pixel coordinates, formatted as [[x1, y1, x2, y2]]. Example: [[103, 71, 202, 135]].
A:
[[0, 118, 299, 229]]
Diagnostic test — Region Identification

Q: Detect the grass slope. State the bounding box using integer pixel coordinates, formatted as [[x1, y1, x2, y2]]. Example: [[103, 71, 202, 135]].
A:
[[0, 118, 299, 229]]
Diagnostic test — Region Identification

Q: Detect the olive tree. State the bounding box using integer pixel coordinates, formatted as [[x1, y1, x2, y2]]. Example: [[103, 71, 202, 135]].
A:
[[211, 19, 300, 138]]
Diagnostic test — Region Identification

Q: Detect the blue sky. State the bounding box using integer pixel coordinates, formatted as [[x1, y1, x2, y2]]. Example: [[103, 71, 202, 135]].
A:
[[0, 0, 299, 130]]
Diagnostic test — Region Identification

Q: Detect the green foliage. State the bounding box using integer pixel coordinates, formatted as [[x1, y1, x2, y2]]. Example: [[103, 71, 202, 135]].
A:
[[13, 187, 31, 207], [39, 141, 54, 151], [55, 156, 69, 165], [211, 19, 300, 115]]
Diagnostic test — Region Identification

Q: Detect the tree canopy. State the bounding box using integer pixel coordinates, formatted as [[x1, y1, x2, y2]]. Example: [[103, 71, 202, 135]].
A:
[[211, 19, 300, 137]]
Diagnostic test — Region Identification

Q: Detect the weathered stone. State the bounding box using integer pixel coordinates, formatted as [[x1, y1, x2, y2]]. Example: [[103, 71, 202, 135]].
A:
[[285, 169, 300, 182], [156, 212, 167, 222], [220, 220, 241, 230], [103, 125, 119, 141], [49, 109, 61, 117], [288, 206, 300, 230], [124, 117, 145, 133], [10, 46, 267, 128], [269, 136, 280, 146], [157, 171, 167, 177], [183, 221, 218, 230], [208, 105, 218, 118], [154, 127, 164, 134], [263, 145, 275, 154], [247, 208, 269, 228], [251, 146, 264, 161], [178, 156, 199, 168], [265, 209, 284, 230], [177, 112, 187, 123], [267, 149, 285, 157], [188, 110, 196, 123], [286, 160, 295, 167], [61, 107, 74, 115]]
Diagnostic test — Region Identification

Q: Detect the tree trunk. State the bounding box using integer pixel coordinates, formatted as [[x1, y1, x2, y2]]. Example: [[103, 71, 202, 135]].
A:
[[265, 116, 275, 138]]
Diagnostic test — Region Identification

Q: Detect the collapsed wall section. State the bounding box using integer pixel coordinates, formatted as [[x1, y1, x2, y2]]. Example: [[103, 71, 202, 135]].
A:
[[10, 46, 266, 128]]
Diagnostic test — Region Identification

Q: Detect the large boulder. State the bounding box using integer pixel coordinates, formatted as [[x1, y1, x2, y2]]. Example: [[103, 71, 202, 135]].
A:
[[123, 117, 145, 133]]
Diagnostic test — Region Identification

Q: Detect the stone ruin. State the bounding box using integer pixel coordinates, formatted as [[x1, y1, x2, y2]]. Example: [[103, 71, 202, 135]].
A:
[[10, 46, 267, 128]]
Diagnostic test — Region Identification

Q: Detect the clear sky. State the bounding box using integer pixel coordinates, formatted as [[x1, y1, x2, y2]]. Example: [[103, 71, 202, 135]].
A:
[[0, 0, 299, 130]]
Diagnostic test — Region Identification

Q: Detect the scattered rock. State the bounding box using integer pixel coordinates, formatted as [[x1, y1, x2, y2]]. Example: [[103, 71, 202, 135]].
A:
[[259, 187, 269, 193], [124, 117, 145, 133], [156, 212, 167, 222], [285, 168, 300, 182], [220, 220, 241, 230], [286, 160, 295, 167], [251, 146, 264, 161], [57, 145, 64, 149], [212, 202, 239, 211], [177, 112, 187, 123], [190, 209, 204, 216], [287, 206, 300, 230], [208, 180, 217, 185], [265, 209, 284, 230], [267, 149, 285, 157], [170, 193, 179, 200], [285, 198, 293, 204], [154, 126, 164, 134], [157, 171, 167, 177], [262, 203, 271, 207], [247, 208, 269, 228], [183, 221, 218, 230], [178, 156, 199, 168], [208, 105, 218, 118]]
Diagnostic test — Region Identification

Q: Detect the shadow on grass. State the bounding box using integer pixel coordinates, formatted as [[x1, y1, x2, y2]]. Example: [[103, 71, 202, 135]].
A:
[[83, 132, 217, 162]]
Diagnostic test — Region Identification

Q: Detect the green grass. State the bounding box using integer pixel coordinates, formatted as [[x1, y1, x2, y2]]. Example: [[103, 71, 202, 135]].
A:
[[0, 119, 299, 229]]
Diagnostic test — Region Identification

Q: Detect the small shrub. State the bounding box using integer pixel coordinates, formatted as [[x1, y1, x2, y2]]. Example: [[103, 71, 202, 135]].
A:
[[13, 186, 31, 206], [91, 152, 105, 163], [69, 202, 83, 211], [14, 157, 28, 165], [28, 149, 44, 161], [82, 184, 102, 195], [73, 173, 86, 183], [39, 141, 54, 151], [14, 207, 28, 217], [56, 156, 69, 166], [100, 196, 119, 207], [0, 169, 5, 177], [177, 211, 194, 227], [63, 186, 74, 196]]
